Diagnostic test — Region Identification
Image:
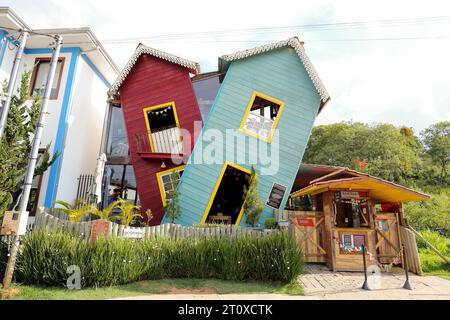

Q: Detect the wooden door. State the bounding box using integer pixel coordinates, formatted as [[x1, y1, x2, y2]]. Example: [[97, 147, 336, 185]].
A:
[[374, 212, 402, 265], [289, 211, 327, 263]]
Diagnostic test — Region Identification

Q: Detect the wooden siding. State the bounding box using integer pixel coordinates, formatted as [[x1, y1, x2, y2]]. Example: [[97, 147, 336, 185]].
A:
[[119, 54, 202, 225], [176, 47, 321, 226]]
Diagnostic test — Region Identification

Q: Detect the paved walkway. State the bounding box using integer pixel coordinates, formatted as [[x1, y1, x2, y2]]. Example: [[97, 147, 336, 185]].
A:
[[298, 264, 450, 300], [116, 264, 450, 300]]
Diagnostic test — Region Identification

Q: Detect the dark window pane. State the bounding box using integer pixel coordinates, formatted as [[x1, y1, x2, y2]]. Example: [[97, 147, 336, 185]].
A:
[[193, 75, 221, 121], [107, 106, 129, 156]]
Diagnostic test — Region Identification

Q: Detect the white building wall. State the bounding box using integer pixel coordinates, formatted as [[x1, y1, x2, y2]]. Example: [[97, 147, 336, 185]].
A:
[[17, 52, 73, 208], [0, 41, 17, 84], [54, 56, 108, 204]]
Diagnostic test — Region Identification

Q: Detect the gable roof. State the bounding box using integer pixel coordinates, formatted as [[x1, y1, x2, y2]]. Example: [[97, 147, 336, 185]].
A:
[[110, 43, 201, 95], [291, 166, 430, 203], [218, 37, 330, 106]]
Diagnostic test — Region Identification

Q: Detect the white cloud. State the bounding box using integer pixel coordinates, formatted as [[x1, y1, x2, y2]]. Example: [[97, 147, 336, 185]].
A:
[[3, 0, 450, 132]]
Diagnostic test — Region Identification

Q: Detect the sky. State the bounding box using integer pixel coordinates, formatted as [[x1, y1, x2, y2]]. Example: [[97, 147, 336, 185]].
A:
[[3, 0, 450, 133]]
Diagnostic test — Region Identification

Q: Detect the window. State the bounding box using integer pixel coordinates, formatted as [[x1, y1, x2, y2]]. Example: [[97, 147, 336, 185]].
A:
[[157, 166, 185, 205], [239, 91, 285, 142], [102, 164, 140, 208], [106, 106, 129, 157], [334, 191, 370, 228], [30, 57, 65, 99], [143, 102, 182, 153]]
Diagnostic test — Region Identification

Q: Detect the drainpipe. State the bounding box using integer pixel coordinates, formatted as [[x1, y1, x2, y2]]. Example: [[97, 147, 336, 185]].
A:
[[2, 35, 63, 289], [0, 31, 29, 141]]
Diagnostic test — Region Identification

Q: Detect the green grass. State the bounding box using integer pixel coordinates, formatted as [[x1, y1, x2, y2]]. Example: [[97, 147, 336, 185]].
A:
[[420, 252, 450, 280], [0, 279, 303, 300], [416, 230, 450, 281]]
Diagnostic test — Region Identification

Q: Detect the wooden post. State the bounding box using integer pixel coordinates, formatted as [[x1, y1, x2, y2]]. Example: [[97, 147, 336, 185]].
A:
[[2, 236, 20, 288], [396, 208, 405, 268]]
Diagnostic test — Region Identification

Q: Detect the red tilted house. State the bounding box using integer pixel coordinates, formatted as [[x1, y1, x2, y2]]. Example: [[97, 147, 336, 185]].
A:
[[108, 44, 202, 225]]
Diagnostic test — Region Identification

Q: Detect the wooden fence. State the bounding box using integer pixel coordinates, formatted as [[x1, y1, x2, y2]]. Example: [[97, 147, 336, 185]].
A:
[[400, 226, 423, 275], [33, 208, 278, 241]]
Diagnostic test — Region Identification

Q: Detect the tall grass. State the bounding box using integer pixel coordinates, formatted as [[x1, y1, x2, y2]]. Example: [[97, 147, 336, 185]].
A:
[[15, 229, 303, 288]]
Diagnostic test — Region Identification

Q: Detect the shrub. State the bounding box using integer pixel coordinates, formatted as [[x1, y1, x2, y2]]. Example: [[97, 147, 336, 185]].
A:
[[404, 192, 450, 237], [15, 229, 303, 287], [416, 230, 450, 255], [264, 218, 278, 230]]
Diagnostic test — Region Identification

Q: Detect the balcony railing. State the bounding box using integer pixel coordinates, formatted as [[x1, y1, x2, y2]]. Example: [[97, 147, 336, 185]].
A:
[[242, 113, 274, 140], [135, 126, 183, 156]]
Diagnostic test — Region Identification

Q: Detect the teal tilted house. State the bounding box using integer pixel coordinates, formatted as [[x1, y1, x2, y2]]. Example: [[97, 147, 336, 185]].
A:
[[174, 37, 330, 227]]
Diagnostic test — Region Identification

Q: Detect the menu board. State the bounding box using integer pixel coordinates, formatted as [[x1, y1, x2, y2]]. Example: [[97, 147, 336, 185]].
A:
[[266, 183, 287, 209]]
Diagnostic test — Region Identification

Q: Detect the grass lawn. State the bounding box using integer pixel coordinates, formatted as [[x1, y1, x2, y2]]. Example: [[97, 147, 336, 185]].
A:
[[0, 279, 303, 300], [420, 252, 450, 281]]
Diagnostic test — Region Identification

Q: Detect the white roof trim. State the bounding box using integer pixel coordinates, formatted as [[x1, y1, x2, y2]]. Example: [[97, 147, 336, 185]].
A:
[[110, 44, 201, 95], [219, 37, 330, 103]]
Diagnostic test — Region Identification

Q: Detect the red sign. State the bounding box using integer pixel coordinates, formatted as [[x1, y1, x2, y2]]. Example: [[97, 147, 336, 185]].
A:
[[296, 218, 314, 227]]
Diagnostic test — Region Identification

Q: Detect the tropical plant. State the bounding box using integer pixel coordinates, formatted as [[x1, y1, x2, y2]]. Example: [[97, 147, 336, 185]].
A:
[[113, 198, 142, 226], [91, 200, 121, 220], [165, 191, 181, 223], [243, 167, 265, 227], [15, 230, 303, 287], [54, 199, 94, 223], [0, 71, 58, 221]]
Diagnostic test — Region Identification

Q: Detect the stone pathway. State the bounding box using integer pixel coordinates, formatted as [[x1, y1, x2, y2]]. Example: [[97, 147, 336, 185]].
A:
[[299, 264, 450, 299]]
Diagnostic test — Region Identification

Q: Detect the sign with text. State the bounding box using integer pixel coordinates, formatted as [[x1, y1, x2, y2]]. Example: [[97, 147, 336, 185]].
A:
[[296, 218, 315, 227], [123, 228, 145, 239], [266, 183, 287, 209], [340, 191, 361, 199]]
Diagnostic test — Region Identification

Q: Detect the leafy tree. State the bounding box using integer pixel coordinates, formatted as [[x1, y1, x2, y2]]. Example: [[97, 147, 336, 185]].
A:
[[0, 71, 58, 220], [420, 121, 450, 184], [243, 167, 265, 227], [303, 122, 422, 185]]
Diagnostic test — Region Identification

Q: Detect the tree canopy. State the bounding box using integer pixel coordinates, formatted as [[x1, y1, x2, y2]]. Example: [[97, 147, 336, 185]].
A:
[[303, 122, 424, 186]]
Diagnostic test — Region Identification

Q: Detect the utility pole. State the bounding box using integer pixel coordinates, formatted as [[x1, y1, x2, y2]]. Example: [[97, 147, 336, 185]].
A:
[[2, 35, 63, 289], [0, 31, 29, 141]]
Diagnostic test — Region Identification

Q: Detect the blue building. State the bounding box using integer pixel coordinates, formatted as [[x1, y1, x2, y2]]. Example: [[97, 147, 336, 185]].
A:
[[173, 37, 330, 227]]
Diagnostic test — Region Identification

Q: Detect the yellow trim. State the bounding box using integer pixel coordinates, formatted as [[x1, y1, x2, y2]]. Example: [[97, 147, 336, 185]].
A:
[[239, 91, 286, 143], [200, 162, 252, 226], [143, 101, 180, 152], [156, 165, 186, 206]]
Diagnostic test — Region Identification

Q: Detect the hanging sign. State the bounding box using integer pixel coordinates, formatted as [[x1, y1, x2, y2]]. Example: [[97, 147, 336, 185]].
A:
[[340, 191, 361, 199], [266, 183, 287, 209]]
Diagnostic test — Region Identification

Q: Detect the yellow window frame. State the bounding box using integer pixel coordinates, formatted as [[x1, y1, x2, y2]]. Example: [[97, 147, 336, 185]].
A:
[[239, 91, 286, 143], [143, 101, 181, 152], [156, 165, 186, 206], [200, 162, 252, 226]]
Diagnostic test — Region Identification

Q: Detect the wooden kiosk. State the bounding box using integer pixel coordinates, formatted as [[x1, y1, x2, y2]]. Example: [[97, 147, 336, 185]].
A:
[[288, 165, 429, 272]]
